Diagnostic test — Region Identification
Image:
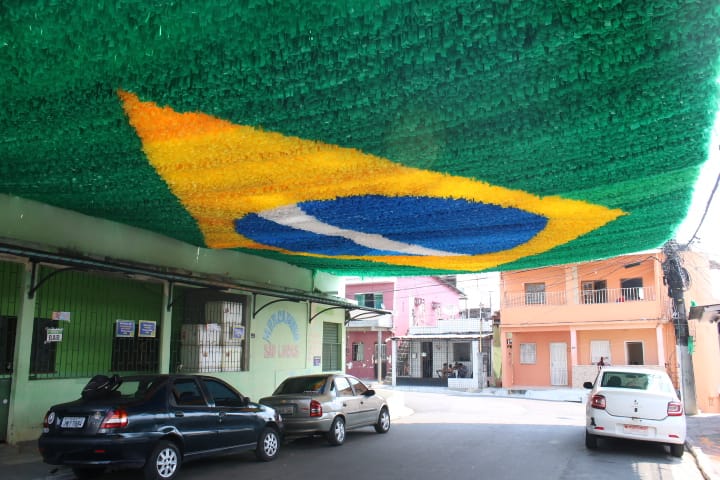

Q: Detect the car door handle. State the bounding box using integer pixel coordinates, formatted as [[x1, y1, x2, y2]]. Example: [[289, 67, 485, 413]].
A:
[[218, 411, 226, 418], [174, 411, 184, 417]]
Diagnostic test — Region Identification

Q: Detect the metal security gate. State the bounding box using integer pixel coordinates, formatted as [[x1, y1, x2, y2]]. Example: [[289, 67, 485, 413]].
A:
[[0, 261, 23, 442], [550, 342, 568, 386]]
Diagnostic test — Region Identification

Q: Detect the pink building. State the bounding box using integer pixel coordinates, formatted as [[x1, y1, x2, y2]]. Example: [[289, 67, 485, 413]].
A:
[[345, 276, 492, 389], [500, 250, 720, 413]]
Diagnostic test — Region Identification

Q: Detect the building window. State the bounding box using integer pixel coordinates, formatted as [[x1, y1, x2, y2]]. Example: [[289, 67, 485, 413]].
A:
[[0, 316, 16, 374], [352, 342, 364, 361], [582, 280, 608, 304], [620, 278, 644, 301], [322, 322, 341, 371], [112, 332, 159, 372], [30, 318, 58, 374], [520, 343, 536, 364], [524, 283, 546, 305], [355, 293, 384, 309], [453, 342, 471, 362], [590, 340, 611, 365], [374, 342, 387, 361]]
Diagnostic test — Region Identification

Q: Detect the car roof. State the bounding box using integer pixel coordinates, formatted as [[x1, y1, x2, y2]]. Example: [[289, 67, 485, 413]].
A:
[[599, 366, 667, 375]]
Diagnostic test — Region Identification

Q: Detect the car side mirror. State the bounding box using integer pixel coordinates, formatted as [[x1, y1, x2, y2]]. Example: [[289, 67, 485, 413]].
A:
[[583, 381, 593, 389], [364, 389, 376, 397]]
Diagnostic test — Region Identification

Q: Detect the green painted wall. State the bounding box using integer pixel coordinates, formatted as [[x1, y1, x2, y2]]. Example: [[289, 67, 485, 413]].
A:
[[0, 196, 345, 443], [32, 267, 163, 378]]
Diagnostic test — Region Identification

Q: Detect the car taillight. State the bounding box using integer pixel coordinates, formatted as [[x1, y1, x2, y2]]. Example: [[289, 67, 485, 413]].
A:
[[309, 400, 322, 417], [667, 401, 683, 416], [43, 412, 51, 428], [100, 409, 128, 429], [590, 394, 606, 410]]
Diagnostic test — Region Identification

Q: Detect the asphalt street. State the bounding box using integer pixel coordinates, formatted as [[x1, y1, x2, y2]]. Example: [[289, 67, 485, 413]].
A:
[[18, 390, 702, 480]]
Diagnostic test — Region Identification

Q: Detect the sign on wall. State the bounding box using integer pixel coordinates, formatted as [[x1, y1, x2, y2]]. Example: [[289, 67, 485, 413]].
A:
[[115, 320, 136, 337], [138, 320, 157, 338], [263, 310, 300, 359]]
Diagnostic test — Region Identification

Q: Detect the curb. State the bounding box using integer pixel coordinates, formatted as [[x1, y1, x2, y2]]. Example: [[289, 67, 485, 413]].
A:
[[686, 437, 719, 480]]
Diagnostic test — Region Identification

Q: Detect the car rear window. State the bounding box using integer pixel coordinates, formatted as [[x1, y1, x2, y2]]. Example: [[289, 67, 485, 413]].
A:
[[115, 377, 163, 400], [601, 371, 674, 393], [274, 376, 327, 394]]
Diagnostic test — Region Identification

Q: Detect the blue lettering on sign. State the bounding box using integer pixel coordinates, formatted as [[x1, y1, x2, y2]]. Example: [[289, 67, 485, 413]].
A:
[[263, 310, 300, 343]]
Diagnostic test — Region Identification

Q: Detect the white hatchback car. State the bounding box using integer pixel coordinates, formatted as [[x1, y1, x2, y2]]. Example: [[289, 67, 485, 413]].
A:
[[584, 366, 686, 457]]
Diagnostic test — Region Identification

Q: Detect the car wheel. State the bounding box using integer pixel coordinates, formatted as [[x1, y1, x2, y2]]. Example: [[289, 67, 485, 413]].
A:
[[374, 407, 391, 434], [71, 467, 105, 479], [585, 431, 598, 449], [255, 427, 281, 461], [144, 440, 181, 480], [327, 416, 346, 446], [670, 443, 684, 458]]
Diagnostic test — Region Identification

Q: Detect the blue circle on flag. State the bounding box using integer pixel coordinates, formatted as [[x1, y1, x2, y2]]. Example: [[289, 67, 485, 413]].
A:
[[235, 195, 547, 256]]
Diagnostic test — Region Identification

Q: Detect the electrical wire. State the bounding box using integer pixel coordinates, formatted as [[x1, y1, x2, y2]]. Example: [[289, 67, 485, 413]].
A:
[[686, 172, 720, 246]]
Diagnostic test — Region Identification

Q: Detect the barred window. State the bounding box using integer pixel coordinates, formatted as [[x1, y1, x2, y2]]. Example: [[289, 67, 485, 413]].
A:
[[524, 283, 546, 305], [322, 322, 341, 371], [520, 343, 536, 364], [352, 342, 364, 361]]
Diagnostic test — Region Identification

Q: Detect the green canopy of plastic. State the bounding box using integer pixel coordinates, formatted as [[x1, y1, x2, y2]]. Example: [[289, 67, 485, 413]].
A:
[[1, 1, 718, 275]]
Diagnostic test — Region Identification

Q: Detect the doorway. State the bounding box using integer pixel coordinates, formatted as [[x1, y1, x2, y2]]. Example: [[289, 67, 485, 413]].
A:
[[421, 342, 433, 378], [550, 342, 568, 386], [626, 341, 644, 365]]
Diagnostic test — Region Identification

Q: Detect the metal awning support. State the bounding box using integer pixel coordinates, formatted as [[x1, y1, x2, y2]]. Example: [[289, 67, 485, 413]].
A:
[[1, 242, 389, 320]]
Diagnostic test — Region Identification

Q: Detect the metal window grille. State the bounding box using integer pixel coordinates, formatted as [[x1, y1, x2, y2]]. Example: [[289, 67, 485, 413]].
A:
[[520, 343, 537, 364], [0, 261, 23, 375], [171, 287, 249, 373], [322, 322, 340, 371], [30, 266, 164, 379], [524, 283, 546, 304], [352, 342, 364, 361]]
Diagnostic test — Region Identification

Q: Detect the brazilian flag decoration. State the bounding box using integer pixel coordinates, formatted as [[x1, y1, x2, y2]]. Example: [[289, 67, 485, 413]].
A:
[[1, 1, 719, 275]]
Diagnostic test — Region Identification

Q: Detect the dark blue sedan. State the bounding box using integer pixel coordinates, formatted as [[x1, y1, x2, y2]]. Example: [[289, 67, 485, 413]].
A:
[[38, 374, 283, 479]]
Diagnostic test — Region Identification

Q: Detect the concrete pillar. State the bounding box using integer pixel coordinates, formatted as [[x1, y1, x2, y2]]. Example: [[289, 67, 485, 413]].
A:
[[656, 324, 665, 367], [377, 330, 382, 383], [8, 262, 36, 444], [159, 281, 173, 373], [391, 339, 397, 386]]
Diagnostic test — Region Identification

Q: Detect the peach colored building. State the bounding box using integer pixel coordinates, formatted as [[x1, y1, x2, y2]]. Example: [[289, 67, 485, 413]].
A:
[[500, 250, 720, 413]]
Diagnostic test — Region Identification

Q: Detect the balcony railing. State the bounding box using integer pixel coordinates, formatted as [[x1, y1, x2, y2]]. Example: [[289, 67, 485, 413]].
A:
[[346, 312, 393, 329], [408, 318, 488, 335], [504, 286, 656, 308], [504, 290, 567, 308]]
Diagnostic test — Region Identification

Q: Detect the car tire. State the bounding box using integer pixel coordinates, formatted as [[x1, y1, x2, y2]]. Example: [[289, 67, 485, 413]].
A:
[[327, 416, 346, 446], [374, 407, 391, 434], [255, 427, 281, 461], [72, 467, 105, 479], [670, 443, 684, 458], [144, 440, 181, 480], [585, 431, 598, 449]]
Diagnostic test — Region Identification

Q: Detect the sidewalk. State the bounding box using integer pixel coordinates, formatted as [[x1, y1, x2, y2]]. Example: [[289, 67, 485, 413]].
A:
[[1, 386, 718, 480]]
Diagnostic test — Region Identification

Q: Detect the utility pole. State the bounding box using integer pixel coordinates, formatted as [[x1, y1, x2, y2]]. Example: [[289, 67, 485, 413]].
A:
[[661, 240, 698, 414]]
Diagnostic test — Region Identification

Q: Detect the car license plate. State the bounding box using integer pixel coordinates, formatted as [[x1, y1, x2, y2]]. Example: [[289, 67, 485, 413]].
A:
[[277, 405, 294, 415], [623, 424, 648, 435], [60, 416, 86, 428]]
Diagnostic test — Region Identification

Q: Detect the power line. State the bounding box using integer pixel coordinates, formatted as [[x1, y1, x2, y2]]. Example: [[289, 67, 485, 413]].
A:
[[686, 172, 720, 246]]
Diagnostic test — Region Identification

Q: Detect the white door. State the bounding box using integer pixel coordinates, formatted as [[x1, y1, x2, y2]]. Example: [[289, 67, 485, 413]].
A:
[[550, 343, 568, 386]]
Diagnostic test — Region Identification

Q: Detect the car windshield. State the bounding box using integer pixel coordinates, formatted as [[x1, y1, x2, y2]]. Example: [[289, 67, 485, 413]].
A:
[[273, 376, 327, 395], [600, 371, 674, 393]]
